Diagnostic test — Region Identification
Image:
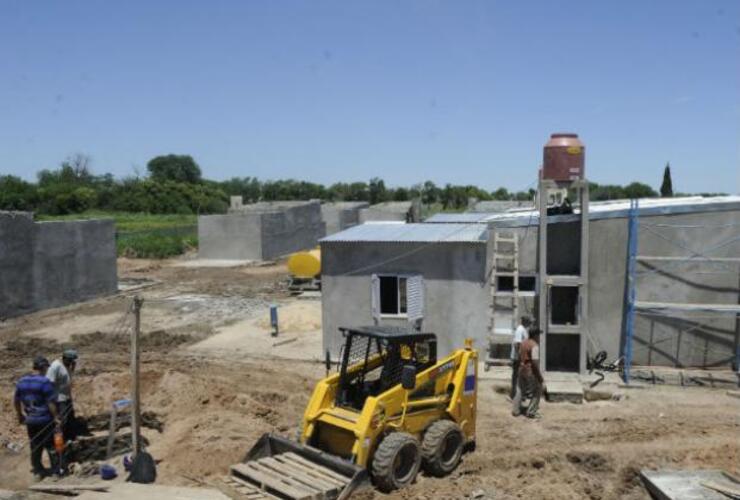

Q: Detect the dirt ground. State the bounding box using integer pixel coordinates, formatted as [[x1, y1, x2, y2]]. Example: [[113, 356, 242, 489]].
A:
[[1, 255, 738, 499]]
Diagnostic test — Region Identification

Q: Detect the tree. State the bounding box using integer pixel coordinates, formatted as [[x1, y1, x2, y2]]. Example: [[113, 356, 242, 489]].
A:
[[0, 175, 38, 210], [660, 162, 673, 197], [392, 187, 409, 201], [368, 177, 388, 205], [421, 181, 440, 205], [147, 154, 202, 184], [491, 187, 510, 200], [623, 182, 658, 199]]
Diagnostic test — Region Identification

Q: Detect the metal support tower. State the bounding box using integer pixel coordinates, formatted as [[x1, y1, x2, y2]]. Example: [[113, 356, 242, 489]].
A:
[[537, 178, 590, 373]]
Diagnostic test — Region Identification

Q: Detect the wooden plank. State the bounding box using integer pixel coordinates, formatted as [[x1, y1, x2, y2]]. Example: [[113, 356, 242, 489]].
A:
[[273, 455, 346, 487], [264, 455, 341, 488], [283, 452, 352, 483], [226, 476, 282, 500], [29, 484, 109, 493], [232, 463, 315, 500], [278, 454, 349, 486], [249, 461, 323, 497], [260, 457, 339, 493]]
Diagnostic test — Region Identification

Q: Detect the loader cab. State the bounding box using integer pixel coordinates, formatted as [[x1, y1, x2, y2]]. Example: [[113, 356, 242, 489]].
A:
[[335, 326, 437, 410]]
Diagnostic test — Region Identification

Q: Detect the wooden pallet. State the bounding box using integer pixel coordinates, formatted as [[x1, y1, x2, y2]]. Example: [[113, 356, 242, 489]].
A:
[[230, 452, 350, 500], [223, 475, 279, 499]]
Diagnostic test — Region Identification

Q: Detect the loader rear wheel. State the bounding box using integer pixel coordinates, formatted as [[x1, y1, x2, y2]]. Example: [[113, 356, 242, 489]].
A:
[[421, 420, 464, 477], [371, 432, 421, 492]]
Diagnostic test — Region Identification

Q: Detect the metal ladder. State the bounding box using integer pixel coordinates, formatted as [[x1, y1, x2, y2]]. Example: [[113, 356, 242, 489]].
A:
[[485, 231, 520, 370]]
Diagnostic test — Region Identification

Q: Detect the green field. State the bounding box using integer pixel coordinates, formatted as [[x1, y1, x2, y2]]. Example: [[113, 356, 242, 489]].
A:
[[38, 211, 198, 258]]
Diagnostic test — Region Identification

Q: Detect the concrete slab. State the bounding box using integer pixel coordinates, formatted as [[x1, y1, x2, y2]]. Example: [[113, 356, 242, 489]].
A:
[[640, 469, 737, 500], [545, 379, 584, 403], [188, 300, 323, 361], [171, 259, 256, 268]]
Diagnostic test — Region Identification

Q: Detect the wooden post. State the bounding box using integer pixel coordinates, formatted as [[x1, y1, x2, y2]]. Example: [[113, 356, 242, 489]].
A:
[[131, 296, 143, 457]]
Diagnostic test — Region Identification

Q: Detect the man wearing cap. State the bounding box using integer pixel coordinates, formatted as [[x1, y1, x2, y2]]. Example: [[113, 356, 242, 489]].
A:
[[15, 356, 60, 479], [47, 349, 78, 442]]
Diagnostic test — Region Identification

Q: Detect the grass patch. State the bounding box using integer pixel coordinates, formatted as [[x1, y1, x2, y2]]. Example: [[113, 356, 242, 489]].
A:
[[39, 210, 198, 258]]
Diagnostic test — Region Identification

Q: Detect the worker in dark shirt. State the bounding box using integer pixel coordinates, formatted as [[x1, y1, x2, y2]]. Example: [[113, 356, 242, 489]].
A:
[[14, 356, 60, 479]]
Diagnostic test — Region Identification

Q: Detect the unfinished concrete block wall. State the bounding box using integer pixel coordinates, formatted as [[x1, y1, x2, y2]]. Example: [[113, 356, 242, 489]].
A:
[[199, 201, 325, 260], [358, 201, 421, 223], [321, 241, 490, 358], [488, 204, 740, 369], [321, 202, 369, 235], [260, 202, 325, 259], [629, 210, 740, 368], [0, 212, 118, 318]]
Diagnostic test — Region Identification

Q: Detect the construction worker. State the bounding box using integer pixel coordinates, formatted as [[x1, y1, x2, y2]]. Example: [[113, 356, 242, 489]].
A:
[[512, 328, 543, 419], [509, 316, 531, 399], [14, 356, 60, 479], [47, 349, 78, 444]]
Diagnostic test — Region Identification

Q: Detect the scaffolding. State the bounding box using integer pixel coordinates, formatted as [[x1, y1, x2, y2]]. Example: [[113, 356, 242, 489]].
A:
[[622, 202, 740, 383]]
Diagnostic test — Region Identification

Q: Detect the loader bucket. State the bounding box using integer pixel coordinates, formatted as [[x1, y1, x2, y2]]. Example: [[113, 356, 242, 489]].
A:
[[229, 433, 369, 500]]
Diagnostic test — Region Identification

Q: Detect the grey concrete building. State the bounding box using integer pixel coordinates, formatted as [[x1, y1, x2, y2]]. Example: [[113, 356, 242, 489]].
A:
[[358, 201, 421, 224], [321, 202, 370, 235], [0, 211, 118, 318], [424, 196, 740, 371], [199, 201, 325, 260], [467, 200, 533, 213], [320, 222, 491, 358]]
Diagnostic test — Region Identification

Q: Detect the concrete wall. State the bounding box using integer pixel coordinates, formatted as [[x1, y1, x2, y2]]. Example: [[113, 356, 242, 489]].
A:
[[321, 202, 369, 235], [489, 207, 740, 369], [0, 212, 118, 319], [199, 201, 325, 260], [198, 213, 262, 260], [260, 202, 326, 259], [0, 212, 36, 317], [321, 241, 490, 358], [358, 201, 421, 224], [468, 200, 533, 213]]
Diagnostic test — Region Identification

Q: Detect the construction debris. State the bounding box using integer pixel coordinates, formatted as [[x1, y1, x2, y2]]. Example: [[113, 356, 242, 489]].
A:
[[640, 469, 740, 500]]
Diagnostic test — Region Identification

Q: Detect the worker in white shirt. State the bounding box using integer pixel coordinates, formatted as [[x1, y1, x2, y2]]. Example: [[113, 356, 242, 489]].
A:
[[510, 316, 531, 399]]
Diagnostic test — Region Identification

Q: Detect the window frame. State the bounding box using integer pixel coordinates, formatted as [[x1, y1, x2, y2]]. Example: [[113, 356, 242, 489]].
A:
[[495, 274, 538, 296], [377, 274, 410, 318]]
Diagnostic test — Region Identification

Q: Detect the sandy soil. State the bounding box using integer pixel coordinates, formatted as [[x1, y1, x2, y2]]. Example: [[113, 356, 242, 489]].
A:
[[1, 256, 738, 499]]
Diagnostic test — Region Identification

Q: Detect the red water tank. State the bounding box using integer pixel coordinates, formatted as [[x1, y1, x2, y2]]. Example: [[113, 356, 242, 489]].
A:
[[542, 133, 585, 182]]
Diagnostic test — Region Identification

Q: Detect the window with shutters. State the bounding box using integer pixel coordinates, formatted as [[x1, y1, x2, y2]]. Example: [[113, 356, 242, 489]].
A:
[[372, 274, 424, 319]]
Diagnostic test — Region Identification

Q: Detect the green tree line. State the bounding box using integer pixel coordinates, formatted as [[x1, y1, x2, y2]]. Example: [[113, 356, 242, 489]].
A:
[[1, 153, 701, 216]]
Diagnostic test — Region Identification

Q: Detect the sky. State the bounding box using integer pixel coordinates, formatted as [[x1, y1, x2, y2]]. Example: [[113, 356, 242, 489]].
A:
[[1, 1, 738, 194]]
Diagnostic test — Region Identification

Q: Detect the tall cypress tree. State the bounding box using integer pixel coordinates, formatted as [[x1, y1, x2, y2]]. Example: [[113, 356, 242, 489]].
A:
[[660, 162, 673, 197]]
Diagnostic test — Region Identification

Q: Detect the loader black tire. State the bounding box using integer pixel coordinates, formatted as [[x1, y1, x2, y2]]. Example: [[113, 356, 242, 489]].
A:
[[371, 432, 421, 492], [421, 420, 464, 477]]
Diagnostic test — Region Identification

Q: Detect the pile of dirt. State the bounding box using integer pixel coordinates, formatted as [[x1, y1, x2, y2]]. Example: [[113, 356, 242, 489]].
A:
[[71, 329, 195, 352], [254, 301, 321, 332]]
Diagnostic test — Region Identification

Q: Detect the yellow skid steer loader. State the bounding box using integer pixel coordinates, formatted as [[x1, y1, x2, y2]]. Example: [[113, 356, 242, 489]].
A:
[[230, 326, 478, 499]]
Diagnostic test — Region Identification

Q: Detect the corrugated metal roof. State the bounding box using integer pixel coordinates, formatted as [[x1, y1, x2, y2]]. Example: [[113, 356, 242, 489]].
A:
[[424, 213, 491, 223], [321, 222, 487, 243], [425, 196, 740, 227]]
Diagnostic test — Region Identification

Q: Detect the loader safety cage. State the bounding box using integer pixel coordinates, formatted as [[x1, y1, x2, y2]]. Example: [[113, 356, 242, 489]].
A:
[[335, 326, 437, 410]]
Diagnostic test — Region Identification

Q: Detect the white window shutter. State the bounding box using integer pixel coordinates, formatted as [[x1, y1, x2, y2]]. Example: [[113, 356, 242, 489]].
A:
[[371, 274, 380, 323], [406, 275, 424, 322]]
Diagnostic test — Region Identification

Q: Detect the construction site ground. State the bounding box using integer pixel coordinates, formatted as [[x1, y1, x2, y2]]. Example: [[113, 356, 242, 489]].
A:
[[1, 256, 738, 499]]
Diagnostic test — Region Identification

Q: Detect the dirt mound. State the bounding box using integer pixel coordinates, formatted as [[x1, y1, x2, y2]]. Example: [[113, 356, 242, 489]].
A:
[[69, 329, 195, 353], [254, 302, 321, 332]]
